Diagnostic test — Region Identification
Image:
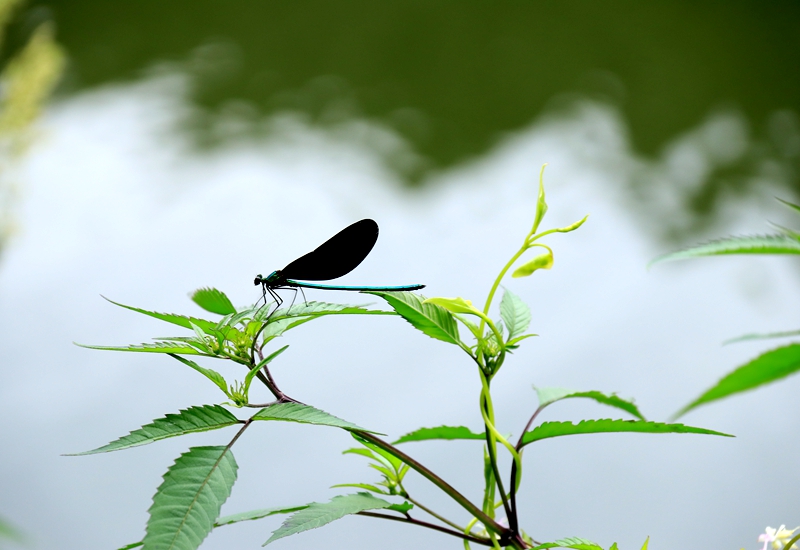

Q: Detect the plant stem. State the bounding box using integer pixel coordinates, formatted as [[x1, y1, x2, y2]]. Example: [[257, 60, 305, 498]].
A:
[[357, 511, 493, 546], [354, 432, 514, 543]]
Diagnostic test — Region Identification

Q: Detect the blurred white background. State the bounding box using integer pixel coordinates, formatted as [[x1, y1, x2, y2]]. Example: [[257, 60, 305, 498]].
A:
[[0, 76, 798, 550]]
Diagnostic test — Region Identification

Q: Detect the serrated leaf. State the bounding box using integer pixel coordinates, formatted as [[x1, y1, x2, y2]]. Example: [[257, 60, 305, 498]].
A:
[[520, 419, 731, 447], [252, 403, 379, 433], [215, 505, 308, 527], [650, 234, 800, 266], [534, 387, 645, 420], [75, 342, 206, 355], [533, 537, 603, 550], [364, 291, 462, 347], [264, 493, 392, 545], [500, 289, 531, 341], [169, 354, 229, 395], [67, 405, 240, 455], [144, 446, 238, 550], [512, 250, 553, 278], [393, 425, 485, 444], [191, 287, 236, 315], [674, 344, 800, 418], [102, 296, 222, 334]]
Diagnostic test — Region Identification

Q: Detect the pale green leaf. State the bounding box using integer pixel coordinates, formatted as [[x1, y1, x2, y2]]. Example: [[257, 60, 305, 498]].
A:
[[144, 446, 238, 550], [532, 164, 548, 233], [512, 250, 553, 278], [640, 536, 650, 550], [534, 387, 645, 420], [67, 405, 240, 455], [500, 288, 531, 341], [252, 403, 379, 433], [724, 329, 800, 344], [365, 291, 462, 347], [521, 419, 731, 447], [393, 425, 485, 444], [387, 501, 414, 513], [650, 235, 800, 266], [675, 344, 800, 418], [191, 288, 236, 315], [264, 493, 392, 545], [215, 505, 308, 527], [776, 197, 800, 214]]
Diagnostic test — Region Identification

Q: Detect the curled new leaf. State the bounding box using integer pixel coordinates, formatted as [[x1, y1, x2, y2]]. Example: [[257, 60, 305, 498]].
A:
[[512, 249, 553, 278]]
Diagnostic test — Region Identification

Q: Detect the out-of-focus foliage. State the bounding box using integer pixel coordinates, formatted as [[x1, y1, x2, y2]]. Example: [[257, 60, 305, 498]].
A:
[[0, 0, 64, 256]]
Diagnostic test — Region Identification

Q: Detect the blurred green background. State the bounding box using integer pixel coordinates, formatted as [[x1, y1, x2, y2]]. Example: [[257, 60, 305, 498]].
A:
[[7, 0, 800, 216]]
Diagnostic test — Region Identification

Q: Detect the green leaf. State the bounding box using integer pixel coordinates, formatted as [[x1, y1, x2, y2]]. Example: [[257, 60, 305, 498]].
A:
[[365, 291, 462, 347], [512, 250, 553, 278], [116, 543, 143, 550], [521, 419, 731, 447], [75, 342, 207, 355], [102, 296, 222, 334], [500, 288, 531, 341], [533, 387, 645, 420], [674, 344, 800, 418], [640, 537, 650, 550], [533, 537, 603, 550], [67, 405, 240, 455], [264, 492, 392, 545], [393, 425, 485, 444], [777, 197, 800, 214], [191, 287, 236, 315], [330, 483, 388, 495], [144, 446, 238, 550], [724, 329, 800, 344], [252, 402, 380, 433], [168, 354, 229, 396], [215, 505, 308, 527], [0, 516, 24, 542], [650, 234, 800, 266], [532, 164, 549, 233], [387, 501, 414, 513]]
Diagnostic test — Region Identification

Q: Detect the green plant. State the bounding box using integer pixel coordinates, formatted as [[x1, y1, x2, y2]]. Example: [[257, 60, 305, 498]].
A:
[[651, 197, 800, 418], [75, 167, 729, 550]]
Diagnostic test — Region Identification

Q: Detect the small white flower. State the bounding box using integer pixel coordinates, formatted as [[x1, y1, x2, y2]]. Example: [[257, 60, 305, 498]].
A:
[[758, 525, 799, 550]]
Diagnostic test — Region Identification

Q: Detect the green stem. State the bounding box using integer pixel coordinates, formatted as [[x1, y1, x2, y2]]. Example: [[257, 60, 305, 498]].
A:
[[354, 431, 514, 542], [402, 492, 468, 533]]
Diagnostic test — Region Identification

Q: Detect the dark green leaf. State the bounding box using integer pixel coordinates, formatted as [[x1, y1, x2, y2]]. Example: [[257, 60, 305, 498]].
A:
[[116, 543, 143, 550], [75, 342, 206, 355], [500, 288, 531, 341], [252, 403, 379, 433], [534, 387, 645, 420], [364, 291, 462, 346], [215, 505, 308, 527], [144, 446, 238, 550], [67, 405, 240, 455], [191, 287, 236, 315], [264, 493, 392, 545], [675, 344, 800, 418], [650, 235, 800, 265], [393, 425, 485, 444], [521, 419, 731, 447]]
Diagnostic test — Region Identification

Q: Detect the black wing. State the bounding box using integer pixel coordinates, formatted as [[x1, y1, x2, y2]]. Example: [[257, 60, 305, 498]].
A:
[[280, 219, 379, 281]]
